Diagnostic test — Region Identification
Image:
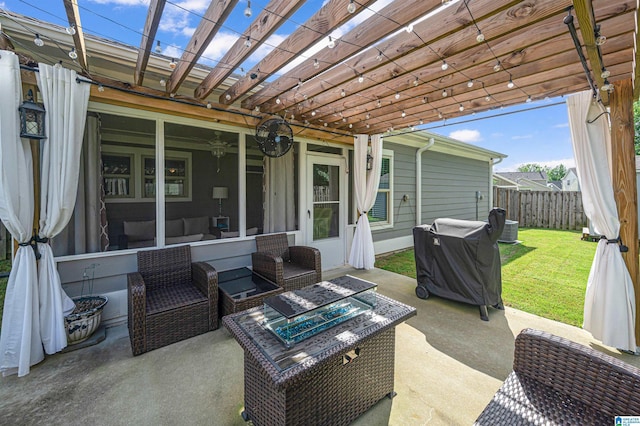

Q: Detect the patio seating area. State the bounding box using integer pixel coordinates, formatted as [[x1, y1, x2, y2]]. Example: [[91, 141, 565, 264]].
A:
[[2, 266, 640, 425]]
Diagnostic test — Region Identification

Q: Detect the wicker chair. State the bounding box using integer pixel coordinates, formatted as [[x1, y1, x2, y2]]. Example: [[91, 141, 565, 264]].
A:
[[127, 245, 218, 356], [474, 328, 640, 425], [251, 233, 321, 292]]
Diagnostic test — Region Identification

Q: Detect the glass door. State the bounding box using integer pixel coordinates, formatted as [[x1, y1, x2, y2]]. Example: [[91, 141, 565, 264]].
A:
[[307, 155, 345, 269]]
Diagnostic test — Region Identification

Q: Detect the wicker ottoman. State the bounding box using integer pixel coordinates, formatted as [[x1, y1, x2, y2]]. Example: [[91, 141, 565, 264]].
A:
[[218, 268, 283, 317]]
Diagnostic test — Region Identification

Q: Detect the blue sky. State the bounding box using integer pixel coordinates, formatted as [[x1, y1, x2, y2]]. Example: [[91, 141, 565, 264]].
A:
[[1, 0, 576, 172]]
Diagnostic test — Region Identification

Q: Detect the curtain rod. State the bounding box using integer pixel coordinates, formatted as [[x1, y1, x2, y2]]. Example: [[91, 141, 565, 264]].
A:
[[563, 10, 598, 99], [19, 63, 353, 140]]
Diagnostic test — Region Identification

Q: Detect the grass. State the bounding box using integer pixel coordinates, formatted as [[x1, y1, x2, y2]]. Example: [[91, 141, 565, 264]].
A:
[[375, 228, 597, 327]]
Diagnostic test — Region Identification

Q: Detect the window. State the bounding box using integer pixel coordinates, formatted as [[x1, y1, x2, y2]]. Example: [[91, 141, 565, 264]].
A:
[[368, 149, 393, 227]]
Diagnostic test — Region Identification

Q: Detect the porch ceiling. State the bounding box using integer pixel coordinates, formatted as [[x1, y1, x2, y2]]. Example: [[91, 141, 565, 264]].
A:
[[1, 0, 638, 139]]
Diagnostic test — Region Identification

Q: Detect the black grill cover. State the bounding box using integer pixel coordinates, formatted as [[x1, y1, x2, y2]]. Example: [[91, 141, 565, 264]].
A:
[[413, 208, 506, 308]]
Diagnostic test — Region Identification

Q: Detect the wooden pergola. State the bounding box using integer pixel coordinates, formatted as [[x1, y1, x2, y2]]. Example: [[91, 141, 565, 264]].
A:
[[1, 0, 640, 339]]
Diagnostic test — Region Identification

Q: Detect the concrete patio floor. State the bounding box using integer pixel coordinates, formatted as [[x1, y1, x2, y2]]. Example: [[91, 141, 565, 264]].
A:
[[2, 266, 639, 425]]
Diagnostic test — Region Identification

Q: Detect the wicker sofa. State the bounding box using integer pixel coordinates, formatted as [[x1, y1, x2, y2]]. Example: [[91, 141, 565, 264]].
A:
[[127, 245, 218, 356], [474, 328, 640, 425]]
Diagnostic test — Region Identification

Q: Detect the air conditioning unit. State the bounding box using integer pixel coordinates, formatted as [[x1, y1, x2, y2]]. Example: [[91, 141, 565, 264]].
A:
[[499, 220, 519, 243]]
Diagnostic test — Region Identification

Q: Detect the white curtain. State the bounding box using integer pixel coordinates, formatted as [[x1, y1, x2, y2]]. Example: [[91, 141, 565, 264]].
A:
[[36, 63, 90, 355], [263, 151, 295, 233], [567, 90, 636, 351], [348, 134, 382, 269], [0, 50, 41, 377]]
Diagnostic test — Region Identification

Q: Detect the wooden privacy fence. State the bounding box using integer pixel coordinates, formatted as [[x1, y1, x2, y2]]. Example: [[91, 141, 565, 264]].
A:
[[493, 188, 588, 230]]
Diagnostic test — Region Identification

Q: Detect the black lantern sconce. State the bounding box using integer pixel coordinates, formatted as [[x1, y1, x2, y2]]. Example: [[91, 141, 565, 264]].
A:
[[19, 89, 46, 140], [366, 147, 373, 171]]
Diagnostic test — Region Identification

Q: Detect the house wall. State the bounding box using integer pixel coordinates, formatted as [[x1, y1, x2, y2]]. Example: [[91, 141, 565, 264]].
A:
[[371, 141, 492, 254]]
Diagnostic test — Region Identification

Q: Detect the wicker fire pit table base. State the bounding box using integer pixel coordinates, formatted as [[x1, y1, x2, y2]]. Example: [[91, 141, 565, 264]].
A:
[[223, 275, 416, 426]]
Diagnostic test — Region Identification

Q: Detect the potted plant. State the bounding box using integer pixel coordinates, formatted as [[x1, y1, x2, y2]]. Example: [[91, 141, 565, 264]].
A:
[[65, 264, 108, 345]]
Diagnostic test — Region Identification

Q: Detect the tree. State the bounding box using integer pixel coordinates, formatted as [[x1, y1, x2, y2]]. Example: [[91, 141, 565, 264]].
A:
[[517, 163, 544, 173], [517, 163, 568, 181]]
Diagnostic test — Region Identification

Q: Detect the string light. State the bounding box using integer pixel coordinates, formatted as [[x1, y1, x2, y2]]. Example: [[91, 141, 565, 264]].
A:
[[244, 0, 252, 17], [493, 61, 501, 72], [327, 36, 335, 49], [366, 123, 370, 129], [254, 106, 260, 112], [526, 96, 532, 103], [419, 119, 424, 125], [311, 110, 317, 116], [169, 58, 177, 69], [401, 111, 406, 118], [413, 77, 420, 86], [244, 36, 252, 48], [66, 24, 76, 35], [97, 84, 104, 92], [68, 47, 78, 59], [159, 79, 166, 87], [347, 0, 356, 14], [395, 92, 400, 100], [275, 97, 281, 104], [485, 95, 491, 101], [442, 89, 448, 97], [365, 113, 370, 119], [33, 34, 44, 47], [441, 60, 449, 71], [376, 50, 383, 61], [459, 104, 464, 112], [340, 88, 346, 97], [422, 97, 428, 104], [438, 111, 443, 119], [376, 100, 382, 108], [601, 68, 610, 79], [594, 25, 606, 46], [476, 30, 484, 43], [507, 79, 514, 89], [155, 40, 162, 53], [225, 93, 232, 101], [406, 23, 414, 33], [467, 79, 474, 88], [358, 74, 364, 83], [313, 59, 320, 69], [206, 101, 212, 109]]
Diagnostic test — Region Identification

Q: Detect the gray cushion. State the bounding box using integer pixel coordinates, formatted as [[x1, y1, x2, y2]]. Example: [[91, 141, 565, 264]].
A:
[[165, 219, 184, 237], [124, 220, 155, 242], [183, 216, 209, 236], [165, 233, 203, 245]]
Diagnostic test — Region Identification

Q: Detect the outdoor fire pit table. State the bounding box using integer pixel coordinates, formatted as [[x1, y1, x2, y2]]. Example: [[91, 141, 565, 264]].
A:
[[223, 275, 416, 426]]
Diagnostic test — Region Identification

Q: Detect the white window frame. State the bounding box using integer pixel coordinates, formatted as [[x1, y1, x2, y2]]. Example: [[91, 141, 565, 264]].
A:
[[369, 149, 393, 229]]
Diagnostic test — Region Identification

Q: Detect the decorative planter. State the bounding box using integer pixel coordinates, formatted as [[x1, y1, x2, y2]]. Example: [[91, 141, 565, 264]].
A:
[[65, 295, 108, 345]]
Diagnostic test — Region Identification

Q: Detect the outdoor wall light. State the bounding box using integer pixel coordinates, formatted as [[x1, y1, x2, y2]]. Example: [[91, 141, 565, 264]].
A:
[[19, 89, 46, 140], [366, 150, 373, 171]]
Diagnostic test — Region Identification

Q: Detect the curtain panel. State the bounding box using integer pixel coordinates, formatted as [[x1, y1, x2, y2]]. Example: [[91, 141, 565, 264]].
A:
[[566, 90, 636, 352], [348, 134, 382, 269], [263, 151, 295, 233], [36, 63, 90, 355], [0, 50, 41, 377]]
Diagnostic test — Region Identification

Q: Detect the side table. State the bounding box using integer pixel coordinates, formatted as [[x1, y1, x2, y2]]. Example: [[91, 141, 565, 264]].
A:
[[218, 268, 283, 317]]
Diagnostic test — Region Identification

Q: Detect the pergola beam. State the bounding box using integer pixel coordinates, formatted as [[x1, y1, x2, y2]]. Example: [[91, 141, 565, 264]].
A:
[[194, 0, 306, 101], [572, 0, 609, 104], [62, 0, 88, 72], [134, 0, 166, 86], [166, 0, 238, 95], [610, 79, 640, 344]]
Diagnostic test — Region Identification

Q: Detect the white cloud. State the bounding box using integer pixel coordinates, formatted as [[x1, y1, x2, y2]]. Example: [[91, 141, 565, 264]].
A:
[[553, 122, 569, 128], [448, 129, 482, 143], [201, 32, 242, 64], [249, 33, 287, 64], [511, 134, 533, 140], [160, 0, 209, 36]]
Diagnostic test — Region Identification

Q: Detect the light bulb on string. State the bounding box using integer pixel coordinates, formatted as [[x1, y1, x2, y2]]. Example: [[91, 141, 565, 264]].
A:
[[340, 89, 346, 97], [244, 36, 252, 48], [401, 111, 406, 118], [406, 23, 414, 33], [476, 30, 484, 43], [413, 77, 420, 87], [358, 74, 364, 83], [441, 60, 448, 71], [66, 24, 76, 35], [275, 98, 281, 105], [467, 79, 474, 88], [395, 92, 400, 100], [493, 61, 501, 72], [159, 79, 166, 87], [507, 79, 514, 89], [327, 36, 335, 49], [442, 89, 448, 97], [485, 95, 491, 102], [34, 34, 44, 47], [526, 96, 532, 103], [459, 104, 464, 112], [601, 68, 610, 79], [97, 84, 105, 92], [68, 47, 78, 59], [169, 58, 177, 69], [376, 51, 383, 62], [244, 1, 252, 17], [313, 59, 320, 69], [207, 101, 212, 109], [155, 40, 162, 53], [347, 0, 356, 13]]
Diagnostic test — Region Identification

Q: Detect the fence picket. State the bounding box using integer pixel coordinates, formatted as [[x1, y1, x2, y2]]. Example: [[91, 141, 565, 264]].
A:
[[493, 188, 587, 230]]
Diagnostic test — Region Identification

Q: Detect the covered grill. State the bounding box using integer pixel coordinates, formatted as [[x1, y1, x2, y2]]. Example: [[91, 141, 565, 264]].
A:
[[413, 208, 506, 321]]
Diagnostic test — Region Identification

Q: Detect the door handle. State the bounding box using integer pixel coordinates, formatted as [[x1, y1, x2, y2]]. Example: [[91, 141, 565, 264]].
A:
[[308, 210, 311, 218]]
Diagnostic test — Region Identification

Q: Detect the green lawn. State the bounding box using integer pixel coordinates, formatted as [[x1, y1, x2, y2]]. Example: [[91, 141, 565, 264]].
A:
[[375, 228, 597, 327]]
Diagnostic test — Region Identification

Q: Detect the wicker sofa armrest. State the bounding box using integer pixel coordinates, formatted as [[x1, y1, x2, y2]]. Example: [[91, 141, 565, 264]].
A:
[[127, 272, 146, 356], [289, 245, 322, 278], [252, 252, 284, 284], [514, 328, 640, 416], [192, 261, 219, 330]]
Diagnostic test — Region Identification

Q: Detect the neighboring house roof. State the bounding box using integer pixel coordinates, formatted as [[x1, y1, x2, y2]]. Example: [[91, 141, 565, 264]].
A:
[[548, 181, 562, 191], [386, 131, 507, 162], [495, 171, 548, 183]]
